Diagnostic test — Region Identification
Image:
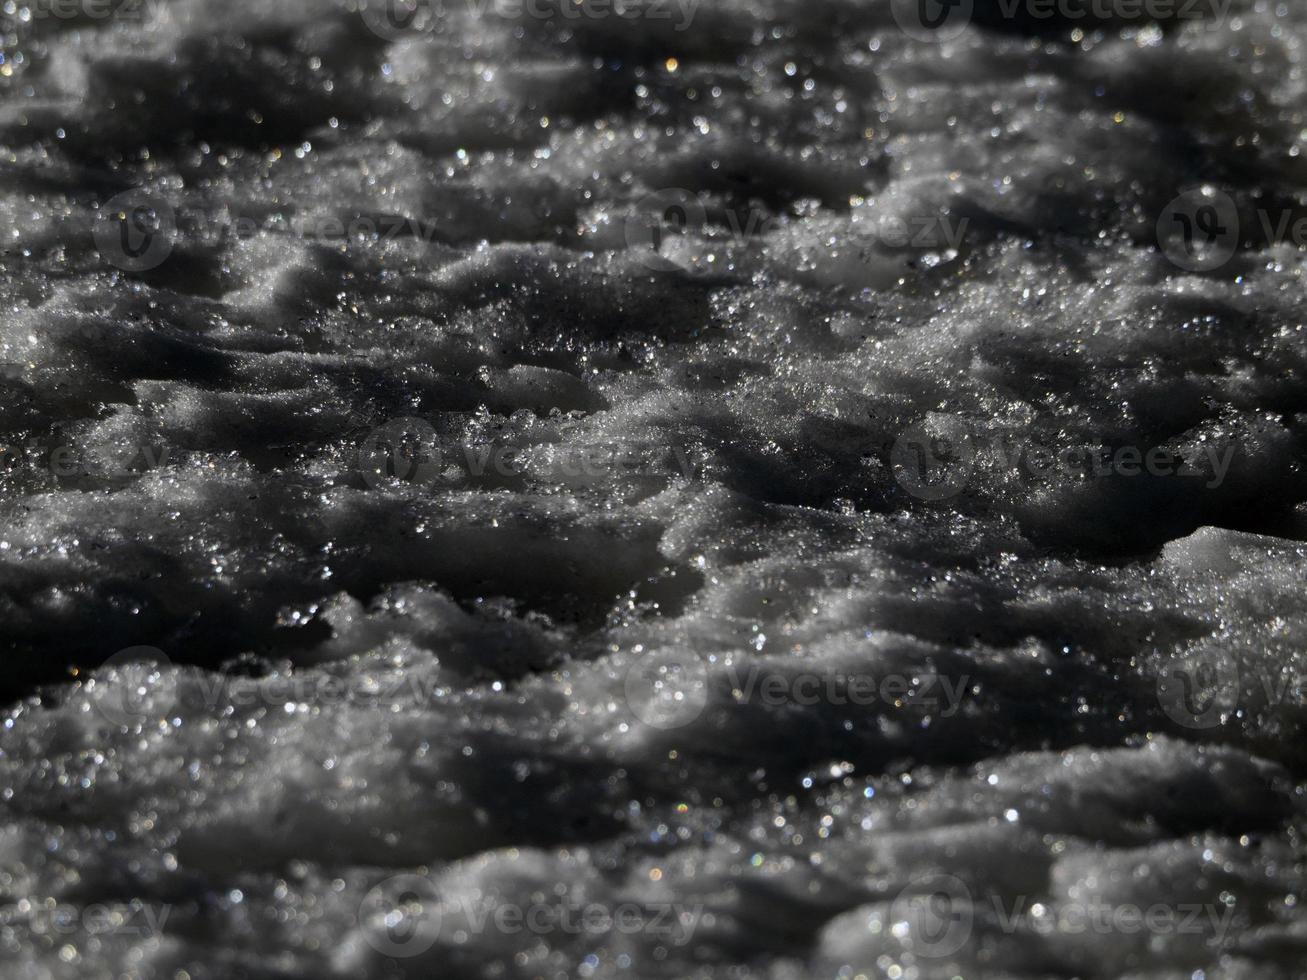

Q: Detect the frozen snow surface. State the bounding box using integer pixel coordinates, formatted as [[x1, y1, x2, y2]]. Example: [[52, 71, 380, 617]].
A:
[[1, 0, 1307, 977]]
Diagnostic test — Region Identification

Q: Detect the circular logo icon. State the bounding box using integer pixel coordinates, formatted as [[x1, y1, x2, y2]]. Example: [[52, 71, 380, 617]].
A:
[[890, 0, 973, 42], [92, 646, 172, 727], [93, 190, 177, 273], [624, 188, 708, 273], [359, 0, 441, 41], [891, 415, 976, 501], [889, 873, 973, 959], [358, 873, 442, 958], [623, 649, 710, 730], [1157, 188, 1239, 272], [360, 417, 442, 493], [1157, 651, 1239, 729]]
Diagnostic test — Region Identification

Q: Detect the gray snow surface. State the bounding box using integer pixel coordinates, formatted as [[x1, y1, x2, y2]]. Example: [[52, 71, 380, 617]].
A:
[[0, 0, 1306, 977]]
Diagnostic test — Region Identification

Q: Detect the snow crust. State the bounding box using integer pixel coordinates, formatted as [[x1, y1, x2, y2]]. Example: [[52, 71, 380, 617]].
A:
[[0, 0, 1305, 977]]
